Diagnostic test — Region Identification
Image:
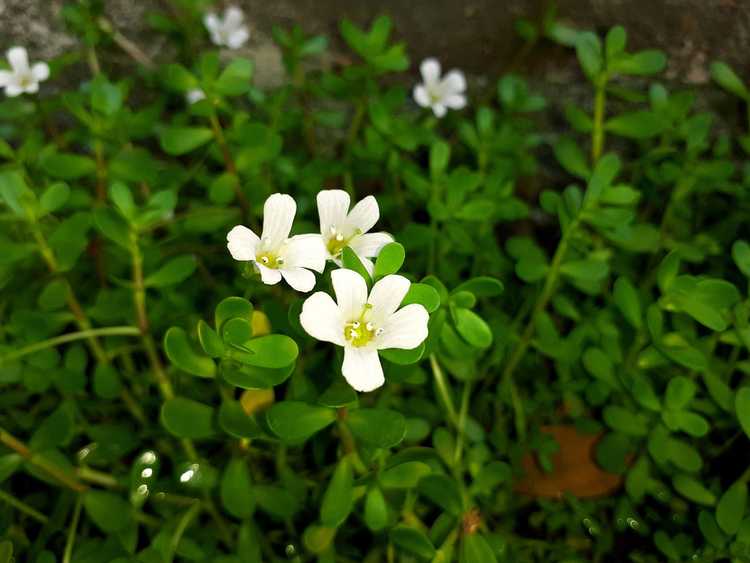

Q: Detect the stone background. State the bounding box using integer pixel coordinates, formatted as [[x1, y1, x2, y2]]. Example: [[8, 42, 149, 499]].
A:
[[1, 0, 749, 89]]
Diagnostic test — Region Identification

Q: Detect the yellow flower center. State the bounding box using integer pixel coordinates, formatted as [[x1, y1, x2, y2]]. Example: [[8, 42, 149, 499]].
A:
[[326, 226, 361, 258], [256, 252, 285, 269], [343, 305, 385, 347]]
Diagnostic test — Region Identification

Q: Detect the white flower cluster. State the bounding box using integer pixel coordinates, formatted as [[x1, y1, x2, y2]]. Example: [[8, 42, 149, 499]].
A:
[[0, 47, 49, 98], [227, 191, 429, 393]]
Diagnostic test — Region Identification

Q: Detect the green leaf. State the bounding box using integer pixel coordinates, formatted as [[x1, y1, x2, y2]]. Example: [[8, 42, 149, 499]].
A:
[[215, 58, 254, 96], [605, 110, 665, 139], [373, 242, 405, 278], [159, 126, 213, 155], [582, 347, 618, 388], [215, 296, 253, 331], [711, 61, 748, 99], [161, 397, 215, 439], [673, 473, 717, 506], [665, 376, 696, 410], [303, 525, 336, 555], [560, 259, 609, 283], [39, 152, 96, 180], [30, 404, 75, 451], [218, 401, 263, 439], [736, 387, 750, 440], [144, 255, 197, 287], [460, 534, 497, 563], [380, 342, 425, 365], [364, 487, 388, 531], [554, 136, 590, 178], [39, 182, 70, 215], [733, 240, 750, 277], [233, 334, 299, 369], [389, 525, 436, 560], [716, 481, 747, 535], [584, 153, 620, 205], [90, 75, 123, 116], [94, 207, 130, 249], [165, 63, 198, 91], [93, 363, 122, 399], [603, 405, 649, 436], [108, 182, 136, 220], [164, 327, 216, 378], [265, 401, 336, 442], [0, 170, 29, 216], [341, 246, 372, 286], [220, 458, 254, 519], [453, 308, 492, 348], [575, 32, 603, 79], [454, 276, 504, 298], [657, 250, 681, 292], [430, 141, 450, 179], [613, 276, 642, 329], [610, 50, 667, 75], [83, 491, 131, 533], [402, 283, 441, 313], [605, 26, 627, 59], [320, 456, 353, 527], [347, 408, 406, 448], [418, 474, 462, 516], [198, 320, 224, 357]]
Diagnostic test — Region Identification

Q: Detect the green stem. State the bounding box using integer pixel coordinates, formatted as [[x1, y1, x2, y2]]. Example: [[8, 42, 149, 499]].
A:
[[1, 326, 139, 362], [0, 489, 48, 524], [0, 427, 87, 493], [591, 76, 607, 163], [62, 497, 83, 563], [499, 220, 578, 440], [166, 502, 202, 563], [208, 113, 250, 224], [430, 355, 459, 427], [453, 382, 472, 467]]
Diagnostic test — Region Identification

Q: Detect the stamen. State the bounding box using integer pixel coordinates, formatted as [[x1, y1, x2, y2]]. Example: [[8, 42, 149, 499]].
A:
[[365, 322, 374, 331], [351, 321, 360, 329], [375, 328, 385, 336], [261, 256, 269, 264], [276, 257, 285, 266], [335, 233, 344, 241]]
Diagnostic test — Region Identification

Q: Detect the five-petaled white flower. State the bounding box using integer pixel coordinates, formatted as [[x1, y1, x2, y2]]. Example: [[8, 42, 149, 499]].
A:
[[186, 88, 206, 104], [317, 189, 393, 274], [204, 6, 250, 49], [227, 193, 326, 292], [0, 47, 49, 98], [300, 269, 429, 392], [412, 57, 467, 118]]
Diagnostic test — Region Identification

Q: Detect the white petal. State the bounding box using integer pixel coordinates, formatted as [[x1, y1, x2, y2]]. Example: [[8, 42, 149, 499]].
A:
[[360, 257, 375, 276], [349, 232, 393, 258], [442, 70, 466, 94], [261, 193, 296, 248], [300, 292, 345, 345], [4, 83, 22, 97], [344, 195, 379, 235], [317, 189, 350, 234], [227, 27, 250, 49], [224, 6, 245, 28], [23, 81, 39, 94], [186, 89, 206, 104], [7, 47, 29, 73], [31, 62, 49, 82], [443, 93, 467, 110], [203, 13, 220, 33], [432, 103, 447, 118], [342, 346, 384, 392], [256, 263, 282, 285], [420, 57, 441, 86], [413, 84, 430, 108], [0, 71, 12, 88], [331, 268, 368, 321], [284, 234, 326, 272], [227, 225, 259, 261], [377, 304, 429, 350], [368, 274, 410, 323], [281, 267, 316, 292]]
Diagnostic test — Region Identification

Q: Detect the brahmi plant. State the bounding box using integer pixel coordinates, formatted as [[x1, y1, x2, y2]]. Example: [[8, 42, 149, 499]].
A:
[[5, 1, 750, 561]]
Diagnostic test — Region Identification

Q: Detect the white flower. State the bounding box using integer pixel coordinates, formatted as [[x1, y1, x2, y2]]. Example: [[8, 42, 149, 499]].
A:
[[227, 193, 326, 292], [300, 269, 429, 392], [412, 58, 467, 118], [0, 47, 50, 98], [317, 189, 393, 274], [186, 89, 206, 104], [203, 6, 250, 49]]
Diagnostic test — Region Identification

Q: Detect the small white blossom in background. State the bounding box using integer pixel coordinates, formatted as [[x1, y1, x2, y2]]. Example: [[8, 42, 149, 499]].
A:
[[317, 189, 393, 274], [227, 193, 327, 292], [186, 89, 206, 104], [0, 47, 49, 98], [204, 6, 250, 49], [412, 57, 466, 118], [300, 268, 429, 392]]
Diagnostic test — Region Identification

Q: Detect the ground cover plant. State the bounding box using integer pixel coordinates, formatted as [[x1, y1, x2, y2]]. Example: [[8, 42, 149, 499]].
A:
[[3, 1, 750, 561]]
